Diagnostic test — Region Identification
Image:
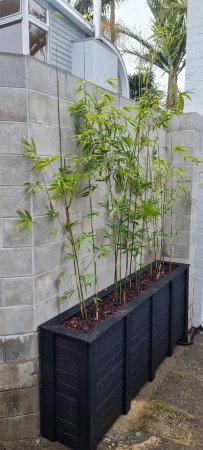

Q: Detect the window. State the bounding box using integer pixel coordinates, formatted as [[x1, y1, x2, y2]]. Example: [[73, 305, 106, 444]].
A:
[[0, 0, 20, 18], [0, 21, 23, 53], [28, 0, 46, 24], [28, 1, 48, 62], [29, 22, 47, 61]]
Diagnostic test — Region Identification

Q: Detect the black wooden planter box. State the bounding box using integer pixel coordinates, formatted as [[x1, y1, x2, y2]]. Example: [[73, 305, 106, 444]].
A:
[[40, 263, 189, 450]]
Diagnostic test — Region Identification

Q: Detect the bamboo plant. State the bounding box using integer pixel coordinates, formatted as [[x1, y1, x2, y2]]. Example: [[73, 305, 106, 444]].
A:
[[15, 78, 200, 320]]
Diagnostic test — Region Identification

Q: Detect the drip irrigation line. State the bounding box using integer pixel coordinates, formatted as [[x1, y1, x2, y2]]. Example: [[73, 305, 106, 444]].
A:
[[178, 325, 203, 346]]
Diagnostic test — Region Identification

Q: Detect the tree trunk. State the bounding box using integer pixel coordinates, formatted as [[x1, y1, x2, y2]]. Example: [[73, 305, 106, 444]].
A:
[[167, 68, 178, 109], [110, 0, 116, 43]]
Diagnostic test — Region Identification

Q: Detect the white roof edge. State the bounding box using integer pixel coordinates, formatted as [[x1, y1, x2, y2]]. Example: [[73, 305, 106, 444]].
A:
[[48, 1, 129, 98], [49, 0, 94, 35], [100, 36, 130, 99]]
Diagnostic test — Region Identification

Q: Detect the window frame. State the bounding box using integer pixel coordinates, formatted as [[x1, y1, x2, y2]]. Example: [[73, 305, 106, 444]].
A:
[[0, 19, 24, 54], [0, 0, 23, 55], [28, 0, 48, 28], [0, 0, 22, 26], [28, 0, 49, 62], [0, 0, 50, 61]]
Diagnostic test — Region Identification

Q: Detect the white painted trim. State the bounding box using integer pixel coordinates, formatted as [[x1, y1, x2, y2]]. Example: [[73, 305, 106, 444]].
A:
[[100, 36, 130, 99], [93, 0, 101, 38], [47, 8, 50, 63], [0, 13, 23, 26], [22, 0, 29, 55], [0, 0, 22, 22], [28, 14, 49, 31]]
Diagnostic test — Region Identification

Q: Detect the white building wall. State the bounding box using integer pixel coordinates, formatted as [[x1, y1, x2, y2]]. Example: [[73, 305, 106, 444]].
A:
[[185, 0, 203, 327], [185, 0, 203, 114]]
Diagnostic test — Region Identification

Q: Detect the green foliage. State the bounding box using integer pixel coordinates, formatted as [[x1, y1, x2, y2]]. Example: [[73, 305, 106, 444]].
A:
[[16, 75, 200, 321], [57, 289, 75, 304], [128, 70, 157, 100], [25, 182, 42, 194], [117, 0, 187, 107], [14, 210, 33, 233]]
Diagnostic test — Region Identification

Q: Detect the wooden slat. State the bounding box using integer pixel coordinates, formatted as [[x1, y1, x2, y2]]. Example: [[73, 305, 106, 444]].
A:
[[55, 356, 77, 375], [55, 381, 77, 399], [55, 429, 77, 449], [55, 368, 77, 388], [55, 392, 76, 413], [55, 404, 76, 425], [97, 351, 123, 383], [56, 417, 77, 438]]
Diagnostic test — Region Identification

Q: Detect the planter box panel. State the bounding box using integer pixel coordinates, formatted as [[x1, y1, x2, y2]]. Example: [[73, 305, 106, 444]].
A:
[[54, 336, 89, 450], [96, 396, 123, 441], [130, 301, 150, 339], [96, 337, 123, 370], [55, 404, 77, 424], [56, 417, 77, 439], [131, 328, 150, 365], [129, 300, 151, 398], [55, 382, 77, 399], [97, 370, 122, 404], [55, 357, 78, 375], [95, 320, 125, 442], [97, 351, 124, 384], [152, 285, 170, 370], [96, 381, 123, 418], [55, 367, 77, 388], [172, 271, 187, 344], [55, 393, 76, 412], [153, 285, 170, 320], [55, 334, 80, 350], [95, 323, 123, 355], [131, 333, 149, 362], [153, 335, 169, 369], [130, 360, 149, 397], [56, 344, 80, 362], [40, 263, 189, 450], [56, 430, 77, 449]]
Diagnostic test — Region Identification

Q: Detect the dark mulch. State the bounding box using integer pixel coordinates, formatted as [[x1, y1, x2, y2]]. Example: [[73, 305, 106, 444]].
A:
[[63, 264, 174, 333]]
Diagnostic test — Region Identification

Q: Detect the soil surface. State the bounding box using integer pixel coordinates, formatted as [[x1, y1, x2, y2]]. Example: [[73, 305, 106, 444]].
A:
[[63, 265, 173, 332], [1, 332, 202, 450]]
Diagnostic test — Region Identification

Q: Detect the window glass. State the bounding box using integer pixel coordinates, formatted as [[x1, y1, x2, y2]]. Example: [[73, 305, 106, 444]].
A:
[[28, 0, 47, 23], [29, 22, 47, 61], [0, 21, 23, 53], [0, 0, 20, 18]]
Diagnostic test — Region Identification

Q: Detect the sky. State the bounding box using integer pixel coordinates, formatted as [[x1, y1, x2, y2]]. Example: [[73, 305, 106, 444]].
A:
[[116, 0, 185, 93]]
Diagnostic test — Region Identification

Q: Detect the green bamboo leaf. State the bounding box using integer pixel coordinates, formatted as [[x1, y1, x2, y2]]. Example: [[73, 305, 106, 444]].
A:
[[48, 228, 58, 238], [57, 289, 75, 304], [13, 210, 33, 233], [24, 182, 42, 194]]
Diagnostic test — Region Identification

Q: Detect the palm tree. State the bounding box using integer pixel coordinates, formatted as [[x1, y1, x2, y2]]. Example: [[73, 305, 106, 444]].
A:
[[72, 0, 125, 43], [117, 0, 187, 107], [163, 0, 187, 13]]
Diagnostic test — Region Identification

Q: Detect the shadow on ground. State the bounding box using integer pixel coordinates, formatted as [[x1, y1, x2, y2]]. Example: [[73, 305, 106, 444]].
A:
[[1, 333, 202, 450]]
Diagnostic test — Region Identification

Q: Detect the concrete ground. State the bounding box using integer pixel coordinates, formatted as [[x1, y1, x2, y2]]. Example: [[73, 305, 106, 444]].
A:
[[0, 332, 202, 450]]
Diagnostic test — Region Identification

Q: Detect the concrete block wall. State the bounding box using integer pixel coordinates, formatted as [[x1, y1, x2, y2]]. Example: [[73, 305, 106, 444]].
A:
[[0, 54, 200, 441], [0, 54, 134, 441], [163, 113, 202, 327], [0, 54, 40, 440]]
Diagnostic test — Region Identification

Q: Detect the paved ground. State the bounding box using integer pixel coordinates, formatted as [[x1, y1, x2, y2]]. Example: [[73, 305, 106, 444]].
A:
[[0, 332, 202, 450]]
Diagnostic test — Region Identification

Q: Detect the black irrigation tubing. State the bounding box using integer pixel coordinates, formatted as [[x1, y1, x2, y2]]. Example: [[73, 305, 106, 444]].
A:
[[178, 325, 203, 346]]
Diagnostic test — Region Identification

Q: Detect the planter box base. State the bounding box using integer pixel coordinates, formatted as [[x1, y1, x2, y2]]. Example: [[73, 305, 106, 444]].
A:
[[40, 263, 189, 450]]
